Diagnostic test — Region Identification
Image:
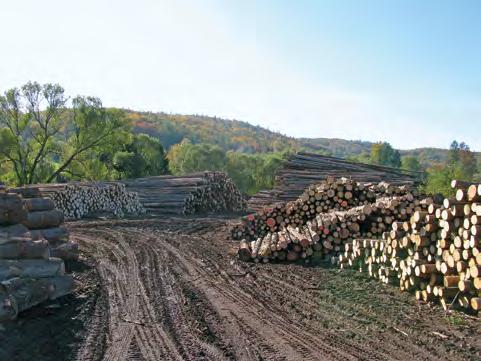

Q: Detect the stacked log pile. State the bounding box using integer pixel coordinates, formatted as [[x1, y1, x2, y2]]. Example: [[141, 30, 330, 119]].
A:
[[121, 172, 246, 216], [237, 178, 481, 313], [248, 152, 420, 211], [338, 180, 481, 312], [0, 189, 74, 321], [238, 193, 427, 263], [10, 187, 78, 261], [36, 183, 145, 220], [232, 177, 418, 241]]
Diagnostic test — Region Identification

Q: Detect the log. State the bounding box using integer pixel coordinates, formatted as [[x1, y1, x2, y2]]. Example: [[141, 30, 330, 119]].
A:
[[8, 187, 41, 199], [0, 275, 74, 321], [48, 275, 75, 299], [0, 224, 30, 242], [0, 277, 50, 320], [24, 198, 55, 212], [29, 227, 69, 242], [0, 292, 18, 321], [0, 239, 50, 259], [50, 242, 79, 261], [23, 210, 64, 229], [0, 258, 65, 281], [238, 240, 252, 262]]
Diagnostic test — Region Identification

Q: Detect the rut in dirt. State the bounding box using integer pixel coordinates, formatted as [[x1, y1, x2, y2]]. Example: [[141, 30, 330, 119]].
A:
[[70, 218, 481, 361]]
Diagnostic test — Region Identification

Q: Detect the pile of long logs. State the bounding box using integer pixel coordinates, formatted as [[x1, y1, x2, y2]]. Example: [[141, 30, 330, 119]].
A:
[[232, 177, 419, 241], [0, 189, 74, 321], [36, 183, 145, 220], [338, 180, 481, 312], [248, 152, 420, 211], [121, 172, 246, 216]]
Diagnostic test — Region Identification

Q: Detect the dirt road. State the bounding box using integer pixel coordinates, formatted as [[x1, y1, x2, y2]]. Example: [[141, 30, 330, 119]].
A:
[[68, 217, 480, 361], [2, 216, 480, 360]]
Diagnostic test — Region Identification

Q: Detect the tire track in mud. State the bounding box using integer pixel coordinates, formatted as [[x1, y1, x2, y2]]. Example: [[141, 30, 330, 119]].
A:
[[70, 218, 481, 361]]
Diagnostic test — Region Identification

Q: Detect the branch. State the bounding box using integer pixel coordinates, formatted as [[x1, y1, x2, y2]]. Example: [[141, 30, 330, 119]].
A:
[[45, 129, 114, 183]]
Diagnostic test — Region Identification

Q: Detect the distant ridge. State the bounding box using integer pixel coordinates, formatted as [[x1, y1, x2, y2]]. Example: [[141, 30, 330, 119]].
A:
[[124, 110, 472, 168]]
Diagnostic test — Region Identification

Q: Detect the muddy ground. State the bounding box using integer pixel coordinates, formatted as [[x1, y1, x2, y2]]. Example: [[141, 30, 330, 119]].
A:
[[1, 216, 480, 361]]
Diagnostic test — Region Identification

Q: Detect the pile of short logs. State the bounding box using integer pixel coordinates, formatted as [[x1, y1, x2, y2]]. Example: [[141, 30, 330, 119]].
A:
[[38, 183, 145, 220], [121, 172, 246, 216], [232, 177, 418, 241], [0, 188, 74, 321], [237, 193, 427, 263], [236, 177, 481, 312], [338, 180, 481, 312]]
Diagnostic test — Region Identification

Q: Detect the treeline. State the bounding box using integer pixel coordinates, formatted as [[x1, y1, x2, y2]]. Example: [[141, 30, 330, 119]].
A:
[[0, 82, 287, 195], [127, 110, 298, 154], [0, 82, 169, 185], [167, 140, 288, 194], [347, 141, 480, 197], [1, 82, 479, 198]]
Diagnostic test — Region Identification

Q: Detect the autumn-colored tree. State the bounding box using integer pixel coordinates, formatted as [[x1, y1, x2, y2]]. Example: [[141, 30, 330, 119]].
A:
[[370, 142, 401, 168]]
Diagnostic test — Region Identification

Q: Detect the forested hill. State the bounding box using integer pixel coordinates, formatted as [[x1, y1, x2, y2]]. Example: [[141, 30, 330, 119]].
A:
[[125, 110, 453, 167], [126, 111, 298, 154]]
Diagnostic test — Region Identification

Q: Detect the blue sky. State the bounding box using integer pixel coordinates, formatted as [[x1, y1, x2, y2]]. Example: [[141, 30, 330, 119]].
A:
[[1, 0, 480, 150]]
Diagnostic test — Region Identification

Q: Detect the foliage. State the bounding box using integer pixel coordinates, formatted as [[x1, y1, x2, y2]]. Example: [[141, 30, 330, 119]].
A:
[[346, 152, 371, 164], [0, 82, 129, 185], [370, 142, 401, 168], [128, 111, 299, 153], [167, 141, 287, 194], [401, 156, 421, 172], [301, 138, 372, 158], [113, 134, 168, 179], [422, 141, 478, 196], [167, 140, 226, 174]]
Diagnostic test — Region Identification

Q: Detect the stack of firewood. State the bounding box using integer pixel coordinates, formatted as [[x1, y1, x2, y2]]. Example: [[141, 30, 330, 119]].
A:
[[38, 183, 145, 220], [0, 189, 74, 321], [122, 172, 246, 216], [247, 152, 420, 210], [232, 177, 418, 241], [338, 180, 481, 312]]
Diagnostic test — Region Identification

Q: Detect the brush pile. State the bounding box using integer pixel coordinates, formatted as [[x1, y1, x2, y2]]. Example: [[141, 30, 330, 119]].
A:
[[121, 172, 246, 216], [37, 183, 145, 220], [338, 180, 481, 312], [0, 189, 74, 321], [248, 152, 420, 211]]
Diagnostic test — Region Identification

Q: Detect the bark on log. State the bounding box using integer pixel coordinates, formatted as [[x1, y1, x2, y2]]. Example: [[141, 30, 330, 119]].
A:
[[29, 227, 69, 242], [24, 198, 55, 212], [23, 210, 64, 229], [0, 224, 30, 242], [0, 239, 50, 259], [50, 242, 79, 261], [0, 258, 65, 281]]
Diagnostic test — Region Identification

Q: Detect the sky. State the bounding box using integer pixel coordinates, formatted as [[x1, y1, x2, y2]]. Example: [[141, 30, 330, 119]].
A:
[[1, 0, 480, 150]]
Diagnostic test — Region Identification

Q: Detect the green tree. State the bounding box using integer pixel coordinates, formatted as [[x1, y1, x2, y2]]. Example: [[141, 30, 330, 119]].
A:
[[113, 134, 168, 178], [423, 140, 478, 196], [370, 142, 401, 167], [401, 156, 421, 172], [167, 141, 226, 174], [346, 152, 371, 164], [0, 82, 129, 185]]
